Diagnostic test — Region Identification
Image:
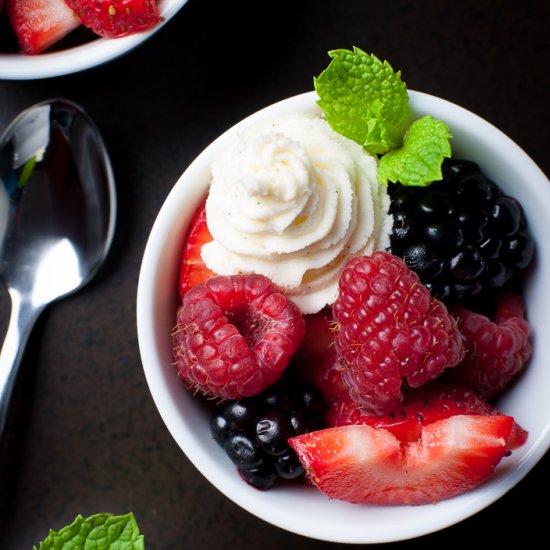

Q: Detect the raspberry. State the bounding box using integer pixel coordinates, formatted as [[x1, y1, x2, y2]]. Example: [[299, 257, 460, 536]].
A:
[[449, 293, 531, 399], [333, 251, 464, 414], [172, 274, 304, 399]]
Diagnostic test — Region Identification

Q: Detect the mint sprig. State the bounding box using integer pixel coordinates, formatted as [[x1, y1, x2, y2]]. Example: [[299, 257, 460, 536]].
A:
[[378, 116, 452, 186], [314, 48, 410, 155], [33, 512, 144, 550], [314, 48, 452, 186]]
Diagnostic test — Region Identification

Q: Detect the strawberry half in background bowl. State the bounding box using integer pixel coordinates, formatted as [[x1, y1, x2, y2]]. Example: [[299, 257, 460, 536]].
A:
[[0, 0, 188, 79], [137, 51, 550, 543]]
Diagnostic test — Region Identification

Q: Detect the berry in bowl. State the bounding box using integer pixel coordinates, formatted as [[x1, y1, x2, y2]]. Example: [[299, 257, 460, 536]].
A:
[[0, 0, 188, 79], [137, 49, 550, 543]]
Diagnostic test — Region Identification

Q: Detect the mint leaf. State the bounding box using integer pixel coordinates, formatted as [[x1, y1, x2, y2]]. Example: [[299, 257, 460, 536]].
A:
[[33, 512, 145, 550], [314, 47, 410, 154], [377, 116, 452, 186]]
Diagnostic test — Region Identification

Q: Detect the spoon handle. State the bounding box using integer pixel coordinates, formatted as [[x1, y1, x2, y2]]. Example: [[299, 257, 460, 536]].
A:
[[0, 288, 44, 440]]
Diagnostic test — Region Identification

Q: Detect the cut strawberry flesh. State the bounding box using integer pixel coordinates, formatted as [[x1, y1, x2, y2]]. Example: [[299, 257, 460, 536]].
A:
[[7, 0, 81, 54], [178, 200, 217, 299], [289, 415, 514, 505], [326, 382, 527, 450]]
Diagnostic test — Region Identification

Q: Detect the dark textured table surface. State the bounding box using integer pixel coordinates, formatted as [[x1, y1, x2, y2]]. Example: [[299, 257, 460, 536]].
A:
[[1, 0, 549, 548]]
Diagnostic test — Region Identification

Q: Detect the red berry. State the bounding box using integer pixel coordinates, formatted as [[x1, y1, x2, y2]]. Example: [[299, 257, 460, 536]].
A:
[[326, 382, 527, 450], [292, 308, 348, 399], [333, 252, 464, 415], [178, 200, 217, 299], [7, 0, 81, 54], [172, 274, 305, 399], [289, 415, 513, 505], [295, 308, 335, 364], [450, 293, 532, 399], [66, 0, 160, 39]]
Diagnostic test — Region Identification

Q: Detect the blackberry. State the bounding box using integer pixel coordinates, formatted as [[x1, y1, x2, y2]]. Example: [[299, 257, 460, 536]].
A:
[[210, 370, 325, 490], [389, 159, 534, 302]]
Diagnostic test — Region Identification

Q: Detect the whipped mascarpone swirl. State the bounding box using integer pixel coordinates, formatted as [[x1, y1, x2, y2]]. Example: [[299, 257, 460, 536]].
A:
[[202, 112, 393, 314]]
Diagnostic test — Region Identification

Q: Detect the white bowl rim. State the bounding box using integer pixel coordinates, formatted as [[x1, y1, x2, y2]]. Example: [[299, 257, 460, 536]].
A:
[[0, 0, 188, 80], [137, 90, 550, 544]]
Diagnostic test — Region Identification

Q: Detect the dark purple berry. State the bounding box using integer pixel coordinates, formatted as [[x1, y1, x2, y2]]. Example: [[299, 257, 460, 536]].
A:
[[239, 463, 278, 490], [389, 158, 534, 301], [505, 229, 535, 269], [274, 451, 305, 480], [424, 222, 463, 251], [299, 384, 325, 414], [289, 409, 318, 436], [492, 197, 522, 236], [455, 174, 496, 206], [392, 212, 415, 245], [484, 260, 508, 287], [211, 370, 325, 490], [256, 413, 294, 456], [452, 280, 483, 300], [403, 243, 444, 278], [224, 433, 263, 469], [458, 209, 489, 242], [223, 401, 258, 432], [210, 410, 232, 446], [442, 159, 480, 181], [450, 246, 485, 282], [479, 236, 502, 259], [417, 192, 454, 221]]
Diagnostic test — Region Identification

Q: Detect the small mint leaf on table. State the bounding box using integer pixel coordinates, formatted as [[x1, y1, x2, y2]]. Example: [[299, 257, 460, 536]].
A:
[[377, 116, 452, 187], [314, 47, 410, 154], [33, 512, 145, 550]]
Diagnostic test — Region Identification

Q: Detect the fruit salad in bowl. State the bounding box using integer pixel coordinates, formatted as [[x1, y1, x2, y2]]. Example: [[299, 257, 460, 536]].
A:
[[0, 0, 188, 79], [137, 49, 550, 543]]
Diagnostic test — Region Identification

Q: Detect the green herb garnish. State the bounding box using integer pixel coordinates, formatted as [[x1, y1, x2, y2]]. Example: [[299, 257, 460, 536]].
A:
[[314, 47, 452, 186], [377, 116, 452, 186], [33, 512, 144, 550]]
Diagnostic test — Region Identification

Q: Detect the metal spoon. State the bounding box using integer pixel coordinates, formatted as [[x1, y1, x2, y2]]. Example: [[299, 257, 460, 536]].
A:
[[0, 99, 116, 438]]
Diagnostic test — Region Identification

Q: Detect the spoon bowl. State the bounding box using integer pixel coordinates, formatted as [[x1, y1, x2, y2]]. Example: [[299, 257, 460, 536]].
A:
[[0, 99, 116, 437]]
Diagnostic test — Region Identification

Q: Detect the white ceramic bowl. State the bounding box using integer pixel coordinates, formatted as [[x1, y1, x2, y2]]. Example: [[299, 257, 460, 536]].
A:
[[0, 0, 188, 80], [137, 90, 550, 544]]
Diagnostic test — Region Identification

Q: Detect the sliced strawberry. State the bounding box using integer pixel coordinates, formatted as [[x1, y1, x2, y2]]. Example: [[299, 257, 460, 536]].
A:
[[66, 0, 160, 39], [293, 308, 346, 398], [178, 200, 217, 299], [7, 0, 81, 55], [296, 308, 334, 361], [289, 415, 514, 505], [307, 350, 348, 401], [326, 382, 527, 450]]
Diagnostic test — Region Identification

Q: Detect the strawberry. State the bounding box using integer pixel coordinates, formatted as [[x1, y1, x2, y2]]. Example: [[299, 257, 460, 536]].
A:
[[326, 382, 528, 450], [178, 200, 217, 299], [7, 0, 81, 55], [289, 415, 514, 505], [295, 308, 334, 363], [66, 0, 160, 39], [292, 308, 346, 398]]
